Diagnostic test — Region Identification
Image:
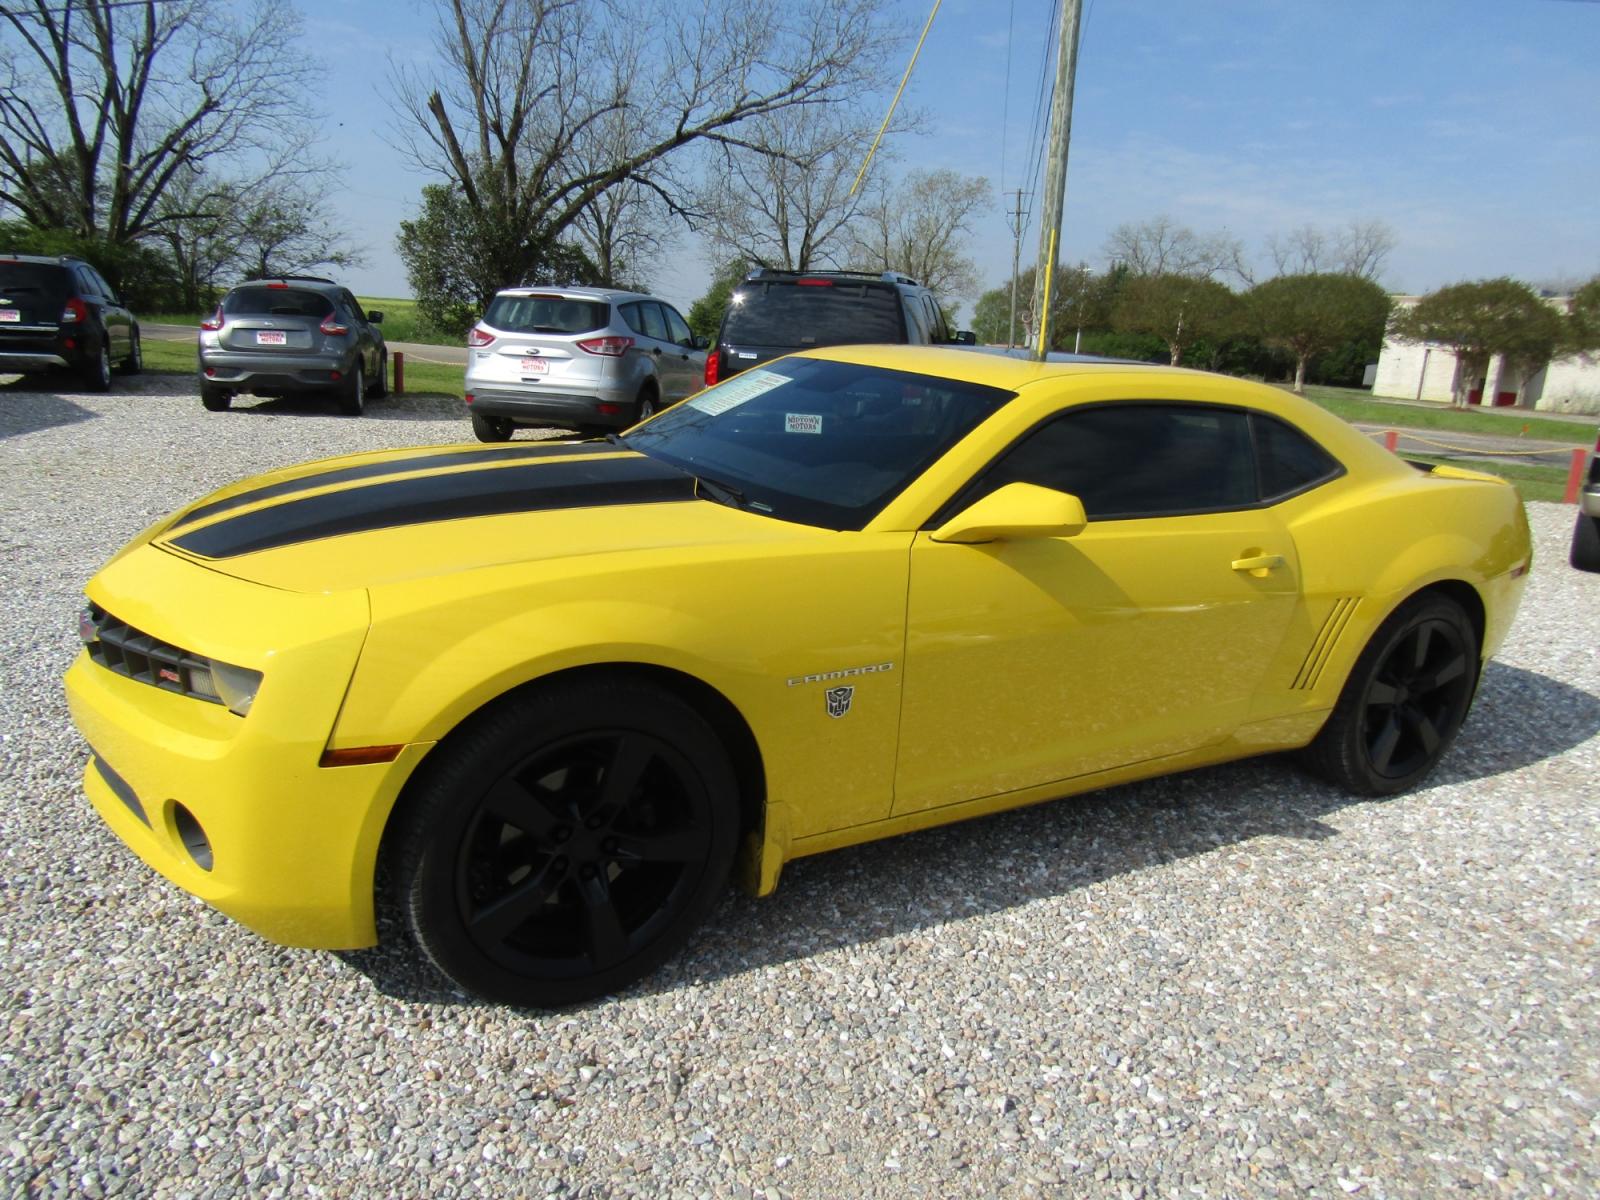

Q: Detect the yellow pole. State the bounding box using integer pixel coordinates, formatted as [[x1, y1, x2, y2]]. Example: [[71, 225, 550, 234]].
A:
[[850, 0, 943, 198], [1035, 229, 1057, 359]]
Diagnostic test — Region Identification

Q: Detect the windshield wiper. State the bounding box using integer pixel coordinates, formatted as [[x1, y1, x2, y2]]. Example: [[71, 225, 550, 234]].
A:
[[695, 474, 747, 509]]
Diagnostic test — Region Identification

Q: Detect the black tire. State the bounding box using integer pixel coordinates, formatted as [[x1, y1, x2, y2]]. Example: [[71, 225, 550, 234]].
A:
[[200, 384, 231, 412], [367, 351, 388, 399], [82, 335, 112, 393], [471, 411, 513, 442], [1303, 593, 1479, 796], [338, 363, 365, 416], [393, 678, 740, 1007], [119, 328, 142, 375], [635, 387, 658, 425], [1571, 512, 1600, 572]]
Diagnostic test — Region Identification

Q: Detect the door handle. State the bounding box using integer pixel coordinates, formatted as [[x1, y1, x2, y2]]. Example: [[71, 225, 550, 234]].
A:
[[1231, 553, 1285, 573]]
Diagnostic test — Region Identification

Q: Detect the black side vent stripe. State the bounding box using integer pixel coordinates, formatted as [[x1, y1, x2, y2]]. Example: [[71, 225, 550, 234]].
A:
[[178, 440, 612, 527], [1292, 597, 1359, 690], [170, 456, 697, 558]]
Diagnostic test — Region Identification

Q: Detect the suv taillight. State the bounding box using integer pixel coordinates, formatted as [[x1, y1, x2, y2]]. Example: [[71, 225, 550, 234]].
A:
[[61, 296, 89, 324], [199, 305, 224, 332], [319, 313, 349, 336], [576, 335, 633, 357], [704, 349, 719, 386], [467, 326, 494, 347]]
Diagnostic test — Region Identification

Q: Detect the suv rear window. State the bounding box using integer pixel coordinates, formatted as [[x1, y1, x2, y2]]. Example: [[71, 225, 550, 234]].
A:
[[0, 263, 69, 296], [224, 287, 334, 318], [485, 295, 607, 335], [722, 281, 906, 347]]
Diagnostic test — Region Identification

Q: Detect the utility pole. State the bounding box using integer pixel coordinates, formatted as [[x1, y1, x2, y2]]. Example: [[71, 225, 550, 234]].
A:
[[1030, 0, 1083, 362], [1004, 189, 1027, 348]]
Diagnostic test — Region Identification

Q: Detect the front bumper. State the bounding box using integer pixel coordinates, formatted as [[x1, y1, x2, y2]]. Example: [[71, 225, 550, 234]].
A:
[[62, 547, 425, 949]]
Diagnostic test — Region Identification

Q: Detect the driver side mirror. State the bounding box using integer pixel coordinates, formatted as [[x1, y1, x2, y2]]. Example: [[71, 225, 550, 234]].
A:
[[930, 483, 1087, 544], [951, 330, 976, 345], [692, 334, 709, 350], [366, 310, 384, 324]]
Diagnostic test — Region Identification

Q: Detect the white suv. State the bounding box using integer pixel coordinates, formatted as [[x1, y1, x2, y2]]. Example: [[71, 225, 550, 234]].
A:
[[463, 286, 706, 440]]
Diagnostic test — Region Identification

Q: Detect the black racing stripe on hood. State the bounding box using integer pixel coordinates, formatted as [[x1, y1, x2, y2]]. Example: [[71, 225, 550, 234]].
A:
[[177, 440, 612, 528], [169, 455, 697, 558]]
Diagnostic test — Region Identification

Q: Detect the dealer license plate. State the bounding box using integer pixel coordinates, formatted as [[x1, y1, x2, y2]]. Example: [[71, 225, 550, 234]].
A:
[[0, 310, 19, 323], [519, 356, 548, 375], [256, 330, 287, 345]]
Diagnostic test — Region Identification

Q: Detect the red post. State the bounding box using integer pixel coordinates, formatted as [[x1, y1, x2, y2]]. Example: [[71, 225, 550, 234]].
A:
[[1383, 429, 1399, 453], [393, 351, 404, 394], [1564, 445, 1589, 505]]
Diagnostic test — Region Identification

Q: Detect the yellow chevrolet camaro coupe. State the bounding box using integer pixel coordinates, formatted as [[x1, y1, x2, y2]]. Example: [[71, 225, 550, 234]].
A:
[[65, 346, 1530, 1006]]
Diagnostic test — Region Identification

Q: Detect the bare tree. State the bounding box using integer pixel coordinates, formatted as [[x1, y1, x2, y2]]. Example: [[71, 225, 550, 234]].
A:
[[389, 0, 897, 315], [1103, 216, 1246, 282], [0, 0, 321, 245], [1267, 219, 1395, 282], [851, 169, 990, 307], [700, 105, 880, 273]]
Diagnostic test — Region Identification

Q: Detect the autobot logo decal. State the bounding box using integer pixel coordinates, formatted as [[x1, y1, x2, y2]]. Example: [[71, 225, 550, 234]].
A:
[[785, 662, 894, 687], [826, 686, 854, 718]]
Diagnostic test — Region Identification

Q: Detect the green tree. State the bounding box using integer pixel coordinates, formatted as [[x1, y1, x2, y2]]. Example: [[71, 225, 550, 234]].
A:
[[1391, 278, 1564, 406], [0, 218, 176, 309], [686, 258, 751, 342], [1567, 277, 1600, 353], [398, 183, 600, 336], [1248, 273, 1391, 395], [971, 262, 1114, 348], [1112, 275, 1240, 366]]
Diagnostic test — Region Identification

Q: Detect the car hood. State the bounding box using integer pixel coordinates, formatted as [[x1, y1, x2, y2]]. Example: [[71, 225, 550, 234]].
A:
[[143, 441, 825, 592]]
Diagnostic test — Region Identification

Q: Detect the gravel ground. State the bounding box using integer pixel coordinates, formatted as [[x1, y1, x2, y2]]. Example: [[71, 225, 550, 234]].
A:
[[1, 374, 1596, 1199]]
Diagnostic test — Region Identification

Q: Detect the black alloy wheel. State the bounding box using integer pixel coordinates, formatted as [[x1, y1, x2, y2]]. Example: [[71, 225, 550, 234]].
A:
[[395, 679, 739, 1007], [1305, 593, 1479, 796], [1572, 512, 1600, 572], [471, 411, 513, 442]]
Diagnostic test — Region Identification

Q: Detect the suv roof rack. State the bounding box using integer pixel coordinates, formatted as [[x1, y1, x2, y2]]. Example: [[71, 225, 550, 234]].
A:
[[745, 268, 922, 287], [241, 274, 338, 285]]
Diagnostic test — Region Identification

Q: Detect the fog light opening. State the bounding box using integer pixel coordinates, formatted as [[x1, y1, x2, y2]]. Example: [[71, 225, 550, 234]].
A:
[[172, 802, 213, 871]]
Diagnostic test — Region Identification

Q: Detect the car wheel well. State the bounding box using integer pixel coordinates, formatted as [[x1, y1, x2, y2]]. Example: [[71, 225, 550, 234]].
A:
[[1410, 579, 1485, 652], [376, 661, 766, 911]]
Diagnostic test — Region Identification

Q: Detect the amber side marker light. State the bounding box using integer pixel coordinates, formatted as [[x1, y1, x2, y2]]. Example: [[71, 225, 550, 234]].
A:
[[319, 745, 404, 768]]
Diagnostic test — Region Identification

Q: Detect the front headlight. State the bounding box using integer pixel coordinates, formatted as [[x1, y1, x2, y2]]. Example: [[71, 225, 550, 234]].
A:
[[188, 659, 263, 717]]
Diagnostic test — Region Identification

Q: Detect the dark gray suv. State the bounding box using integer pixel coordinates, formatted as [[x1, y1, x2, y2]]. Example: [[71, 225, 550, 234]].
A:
[[198, 277, 387, 416], [0, 254, 140, 390]]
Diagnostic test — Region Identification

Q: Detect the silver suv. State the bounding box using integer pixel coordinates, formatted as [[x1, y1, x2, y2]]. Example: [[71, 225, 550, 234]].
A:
[[198, 277, 387, 417], [463, 286, 706, 440]]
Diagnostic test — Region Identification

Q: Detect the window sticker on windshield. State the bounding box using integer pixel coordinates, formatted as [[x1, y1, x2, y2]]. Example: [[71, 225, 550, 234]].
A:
[[784, 413, 823, 435], [688, 367, 790, 416]]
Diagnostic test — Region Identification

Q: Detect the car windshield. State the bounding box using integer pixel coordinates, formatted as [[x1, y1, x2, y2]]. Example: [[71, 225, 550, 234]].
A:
[[484, 294, 607, 335], [721, 281, 905, 347], [223, 287, 334, 318], [623, 357, 1013, 530]]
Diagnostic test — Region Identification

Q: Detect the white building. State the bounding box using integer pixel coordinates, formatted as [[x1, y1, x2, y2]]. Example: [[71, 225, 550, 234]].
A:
[[1372, 294, 1600, 415]]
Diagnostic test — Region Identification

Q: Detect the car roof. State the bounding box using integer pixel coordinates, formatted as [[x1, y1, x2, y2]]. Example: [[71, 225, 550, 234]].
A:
[[0, 254, 79, 268], [791, 343, 1173, 389], [228, 277, 342, 292], [492, 285, 655, 304]]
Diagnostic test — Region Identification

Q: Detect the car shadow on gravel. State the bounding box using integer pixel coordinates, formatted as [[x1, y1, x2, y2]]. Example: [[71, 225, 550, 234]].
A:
[[337, 660, 1600, 1010], [0, 385, 99, 439], [216, 393, 467, 422]]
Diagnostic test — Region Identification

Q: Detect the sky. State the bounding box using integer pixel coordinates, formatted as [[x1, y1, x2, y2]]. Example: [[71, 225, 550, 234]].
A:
[[310, 0, 1600, 316]]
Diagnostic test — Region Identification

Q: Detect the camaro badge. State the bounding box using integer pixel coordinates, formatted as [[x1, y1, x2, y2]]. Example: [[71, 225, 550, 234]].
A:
[[826, 686, 854, 719]]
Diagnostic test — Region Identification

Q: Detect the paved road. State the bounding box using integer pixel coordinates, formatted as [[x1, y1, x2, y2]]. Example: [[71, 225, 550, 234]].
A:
[[144, 322, 468, 366], [1352, 423, 1589, 466]]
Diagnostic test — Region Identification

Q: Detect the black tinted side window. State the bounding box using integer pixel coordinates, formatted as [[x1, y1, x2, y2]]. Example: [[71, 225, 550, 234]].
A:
[[1252, 413, 1341, 501], [970, 404, 1257, 519], [74, 267, 102, 298]]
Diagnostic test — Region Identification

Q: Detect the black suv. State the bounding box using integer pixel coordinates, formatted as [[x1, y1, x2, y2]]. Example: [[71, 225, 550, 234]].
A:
[[0, 254, 141, 391], [199, 276, 386, 416], [705, 269, 975, 385]]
